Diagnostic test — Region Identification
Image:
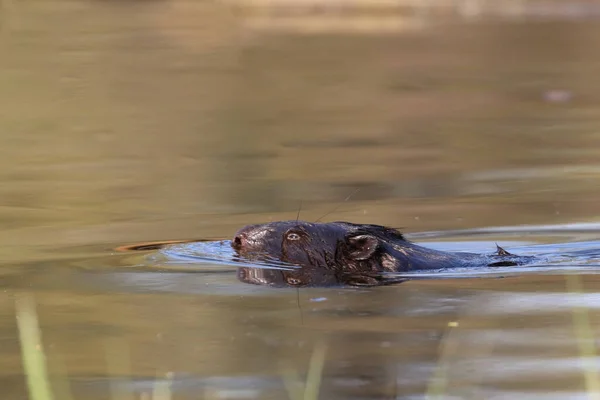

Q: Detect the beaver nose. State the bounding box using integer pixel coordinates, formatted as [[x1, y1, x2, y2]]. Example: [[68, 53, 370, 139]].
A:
[[232, 232, 246, 250], [231, 224, 261, 250]]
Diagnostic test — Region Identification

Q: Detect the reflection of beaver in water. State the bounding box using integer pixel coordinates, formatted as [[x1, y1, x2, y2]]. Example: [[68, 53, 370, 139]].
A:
[[232, 220, 533, 287]]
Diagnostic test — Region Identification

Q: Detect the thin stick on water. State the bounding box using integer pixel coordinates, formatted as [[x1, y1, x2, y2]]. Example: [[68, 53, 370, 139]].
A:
[[281, 340, 328, 400], [425, 321, 460, 399], [315, 188, 361, 223], [282, 366, 304, 400], [15, 293, 55, 400], [565, 275, 600, 399], [303, 340, 327, 400]]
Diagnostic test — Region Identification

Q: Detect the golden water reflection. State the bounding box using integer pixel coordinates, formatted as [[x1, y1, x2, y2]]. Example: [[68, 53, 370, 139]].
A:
[[1, 1, 600, 399]]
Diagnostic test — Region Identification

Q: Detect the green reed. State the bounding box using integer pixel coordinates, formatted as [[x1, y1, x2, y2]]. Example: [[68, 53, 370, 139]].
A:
[[15, 293, 54, 400]]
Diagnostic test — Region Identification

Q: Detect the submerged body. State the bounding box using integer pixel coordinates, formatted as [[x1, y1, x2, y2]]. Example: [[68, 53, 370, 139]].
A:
[[231, 220, 533, 287]]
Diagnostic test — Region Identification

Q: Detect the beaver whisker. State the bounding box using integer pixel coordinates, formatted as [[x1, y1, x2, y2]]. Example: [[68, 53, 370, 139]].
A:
[[314, 188, 361, 223]]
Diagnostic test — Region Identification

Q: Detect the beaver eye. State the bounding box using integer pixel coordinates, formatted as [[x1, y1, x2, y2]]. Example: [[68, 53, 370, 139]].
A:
[[286, 232, 301, 241], [287, 277, 302, 285]]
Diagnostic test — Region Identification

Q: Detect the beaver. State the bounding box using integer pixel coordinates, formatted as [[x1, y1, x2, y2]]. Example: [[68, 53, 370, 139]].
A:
[[231, 220, 533, 287]]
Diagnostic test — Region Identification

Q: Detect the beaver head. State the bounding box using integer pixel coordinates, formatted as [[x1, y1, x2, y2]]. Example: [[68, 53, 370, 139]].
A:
[[231, 220, 416, 287]]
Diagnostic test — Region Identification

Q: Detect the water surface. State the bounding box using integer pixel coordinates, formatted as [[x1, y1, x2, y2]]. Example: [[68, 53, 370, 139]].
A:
[[1, 1, 600, 399]]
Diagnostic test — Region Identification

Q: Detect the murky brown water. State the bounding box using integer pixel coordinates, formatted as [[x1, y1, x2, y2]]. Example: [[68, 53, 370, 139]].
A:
[[1, 1, 600, 399]]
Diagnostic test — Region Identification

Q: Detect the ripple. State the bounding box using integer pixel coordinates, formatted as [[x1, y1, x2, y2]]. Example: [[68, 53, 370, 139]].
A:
[[114, 223, 600, 282]]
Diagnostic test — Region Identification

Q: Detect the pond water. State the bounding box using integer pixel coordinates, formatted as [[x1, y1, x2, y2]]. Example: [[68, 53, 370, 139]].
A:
[[1, 1, 600, 399]]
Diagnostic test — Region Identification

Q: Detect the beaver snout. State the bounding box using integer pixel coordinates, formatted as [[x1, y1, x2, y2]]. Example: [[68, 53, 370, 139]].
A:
[[231, 224, 265, 251], [232, 234, 243, 250], [231, 231, 248, 250]]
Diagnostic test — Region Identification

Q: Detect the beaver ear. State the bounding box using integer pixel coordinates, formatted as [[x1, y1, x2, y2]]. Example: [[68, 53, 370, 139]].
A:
[[346, 234, 379, 260]]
